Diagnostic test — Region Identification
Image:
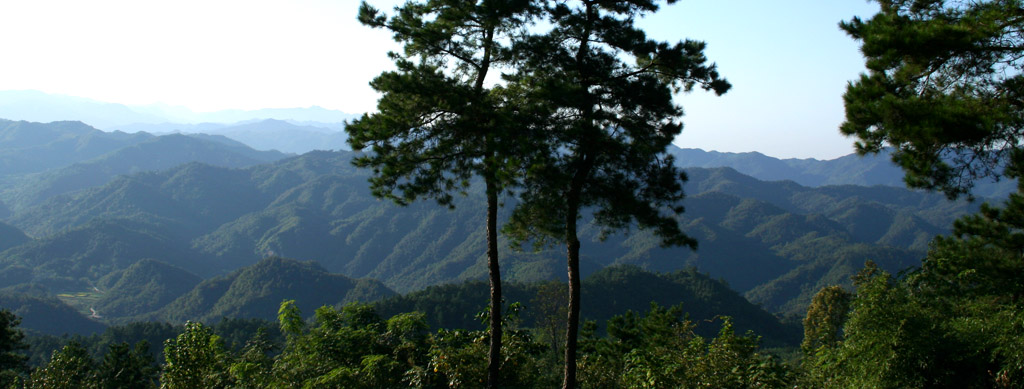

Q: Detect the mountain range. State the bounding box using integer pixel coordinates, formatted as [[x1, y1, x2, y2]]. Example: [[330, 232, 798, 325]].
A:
[[2, 90, 1013, 196], [0, 118, 989, 340], [670, 147, 1015, 198]]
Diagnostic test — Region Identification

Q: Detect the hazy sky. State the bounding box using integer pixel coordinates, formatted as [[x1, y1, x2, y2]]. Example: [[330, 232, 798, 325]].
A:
[[0, 0, 879, 160]]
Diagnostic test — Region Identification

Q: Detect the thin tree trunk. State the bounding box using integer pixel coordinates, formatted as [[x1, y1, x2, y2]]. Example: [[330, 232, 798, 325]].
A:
[[562, 157, 590, 389], [562, 211, 581, 389], [476, 20, 499, 387], [486, 175, 502, 389]]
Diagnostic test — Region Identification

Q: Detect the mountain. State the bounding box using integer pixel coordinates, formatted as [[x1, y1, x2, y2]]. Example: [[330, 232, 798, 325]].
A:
[[93, 259, 203, 320], [0, 218, 220, 291], [185, 119, 349, 154], [0, 90, 358, 129], [0, 133, 287, 212], [0, 151, 972, 318], [669, 147, 1016, 198], [7, 161, 278, 239], [0, 119, 153, 176], [150, 257, 395, 324]]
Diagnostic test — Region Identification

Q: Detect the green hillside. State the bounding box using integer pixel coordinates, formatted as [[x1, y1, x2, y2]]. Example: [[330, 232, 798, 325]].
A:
[[150, 257, 395, 324], [93, 259, 202, 320], [0, 119, 152, 176], [0, 218, 220, 291]]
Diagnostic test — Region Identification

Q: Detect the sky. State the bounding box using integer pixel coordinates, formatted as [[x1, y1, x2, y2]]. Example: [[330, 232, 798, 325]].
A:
[[0, 0, 879, 160]]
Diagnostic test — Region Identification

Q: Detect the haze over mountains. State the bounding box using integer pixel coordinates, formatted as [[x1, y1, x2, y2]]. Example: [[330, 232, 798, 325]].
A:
[[3, 90, 1014, 196], [0, 90, 354, 156], [0, 90, 357, 128], [0, 93, 993, 344]]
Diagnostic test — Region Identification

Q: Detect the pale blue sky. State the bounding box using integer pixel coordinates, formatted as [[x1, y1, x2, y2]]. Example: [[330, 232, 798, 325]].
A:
[[0, 0, 879, 159]]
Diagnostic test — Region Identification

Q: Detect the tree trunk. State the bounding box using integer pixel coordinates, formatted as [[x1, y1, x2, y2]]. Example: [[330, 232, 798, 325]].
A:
[[486, 176, 502, 389], [562, 166, 588, 389], [562, 217, 581, 389]]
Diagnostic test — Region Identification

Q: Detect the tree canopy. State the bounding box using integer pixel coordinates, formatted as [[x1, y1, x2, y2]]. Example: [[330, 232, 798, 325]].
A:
[[840, 0, 1024, 198]]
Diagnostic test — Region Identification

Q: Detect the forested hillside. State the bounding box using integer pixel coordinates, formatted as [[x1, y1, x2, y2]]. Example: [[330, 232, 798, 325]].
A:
[[0, 146, 971, 328]]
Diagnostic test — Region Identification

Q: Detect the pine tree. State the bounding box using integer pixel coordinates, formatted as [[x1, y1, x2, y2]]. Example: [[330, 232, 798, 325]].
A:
[[840, 0, 1024, 198], [505, 1, 729, 386], [346, 2, 540, 386], [0, 310, 27, 387]]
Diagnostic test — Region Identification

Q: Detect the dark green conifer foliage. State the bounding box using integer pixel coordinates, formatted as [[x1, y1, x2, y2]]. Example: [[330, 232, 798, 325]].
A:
[[840, 0, 1024, 198], [95, 341, 157, 389], [346, 2, 539, 386], [504, 1, 729, 387], [0, 310, 27, 386]]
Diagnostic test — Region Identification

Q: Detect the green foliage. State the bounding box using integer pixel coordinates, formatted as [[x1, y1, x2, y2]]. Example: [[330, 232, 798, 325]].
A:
[[840, 0, 1024, 198], [227, 328, 275, 389], [805, 234, 1024, 387], [27, 341, 95, 389], [271, 303, 428, 388], [577, 304, 792, 388], [351, 2, 543, 384], [800, 285, 851, 356], [427, 318, 551, 388], [820, 10, 1024, 378], [348, 0, 537, 207], [13, 298, 800, 388], [0, 310, 27, 387], [160, 322, 232, 389], [94, 342, 157, 389], [505, 2, 730, 385]]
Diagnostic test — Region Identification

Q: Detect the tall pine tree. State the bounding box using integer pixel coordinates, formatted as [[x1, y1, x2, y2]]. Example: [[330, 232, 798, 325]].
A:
[[505, 1, 729, 387], [346, 1, 539, 386]]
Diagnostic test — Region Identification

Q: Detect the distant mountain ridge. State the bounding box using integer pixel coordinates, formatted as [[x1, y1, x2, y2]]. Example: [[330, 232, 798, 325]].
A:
[[0, 90, 358, 128], [669, 147, 1015, 198], [6, 89, 1012, 196], [173, 119, 349, 154]]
